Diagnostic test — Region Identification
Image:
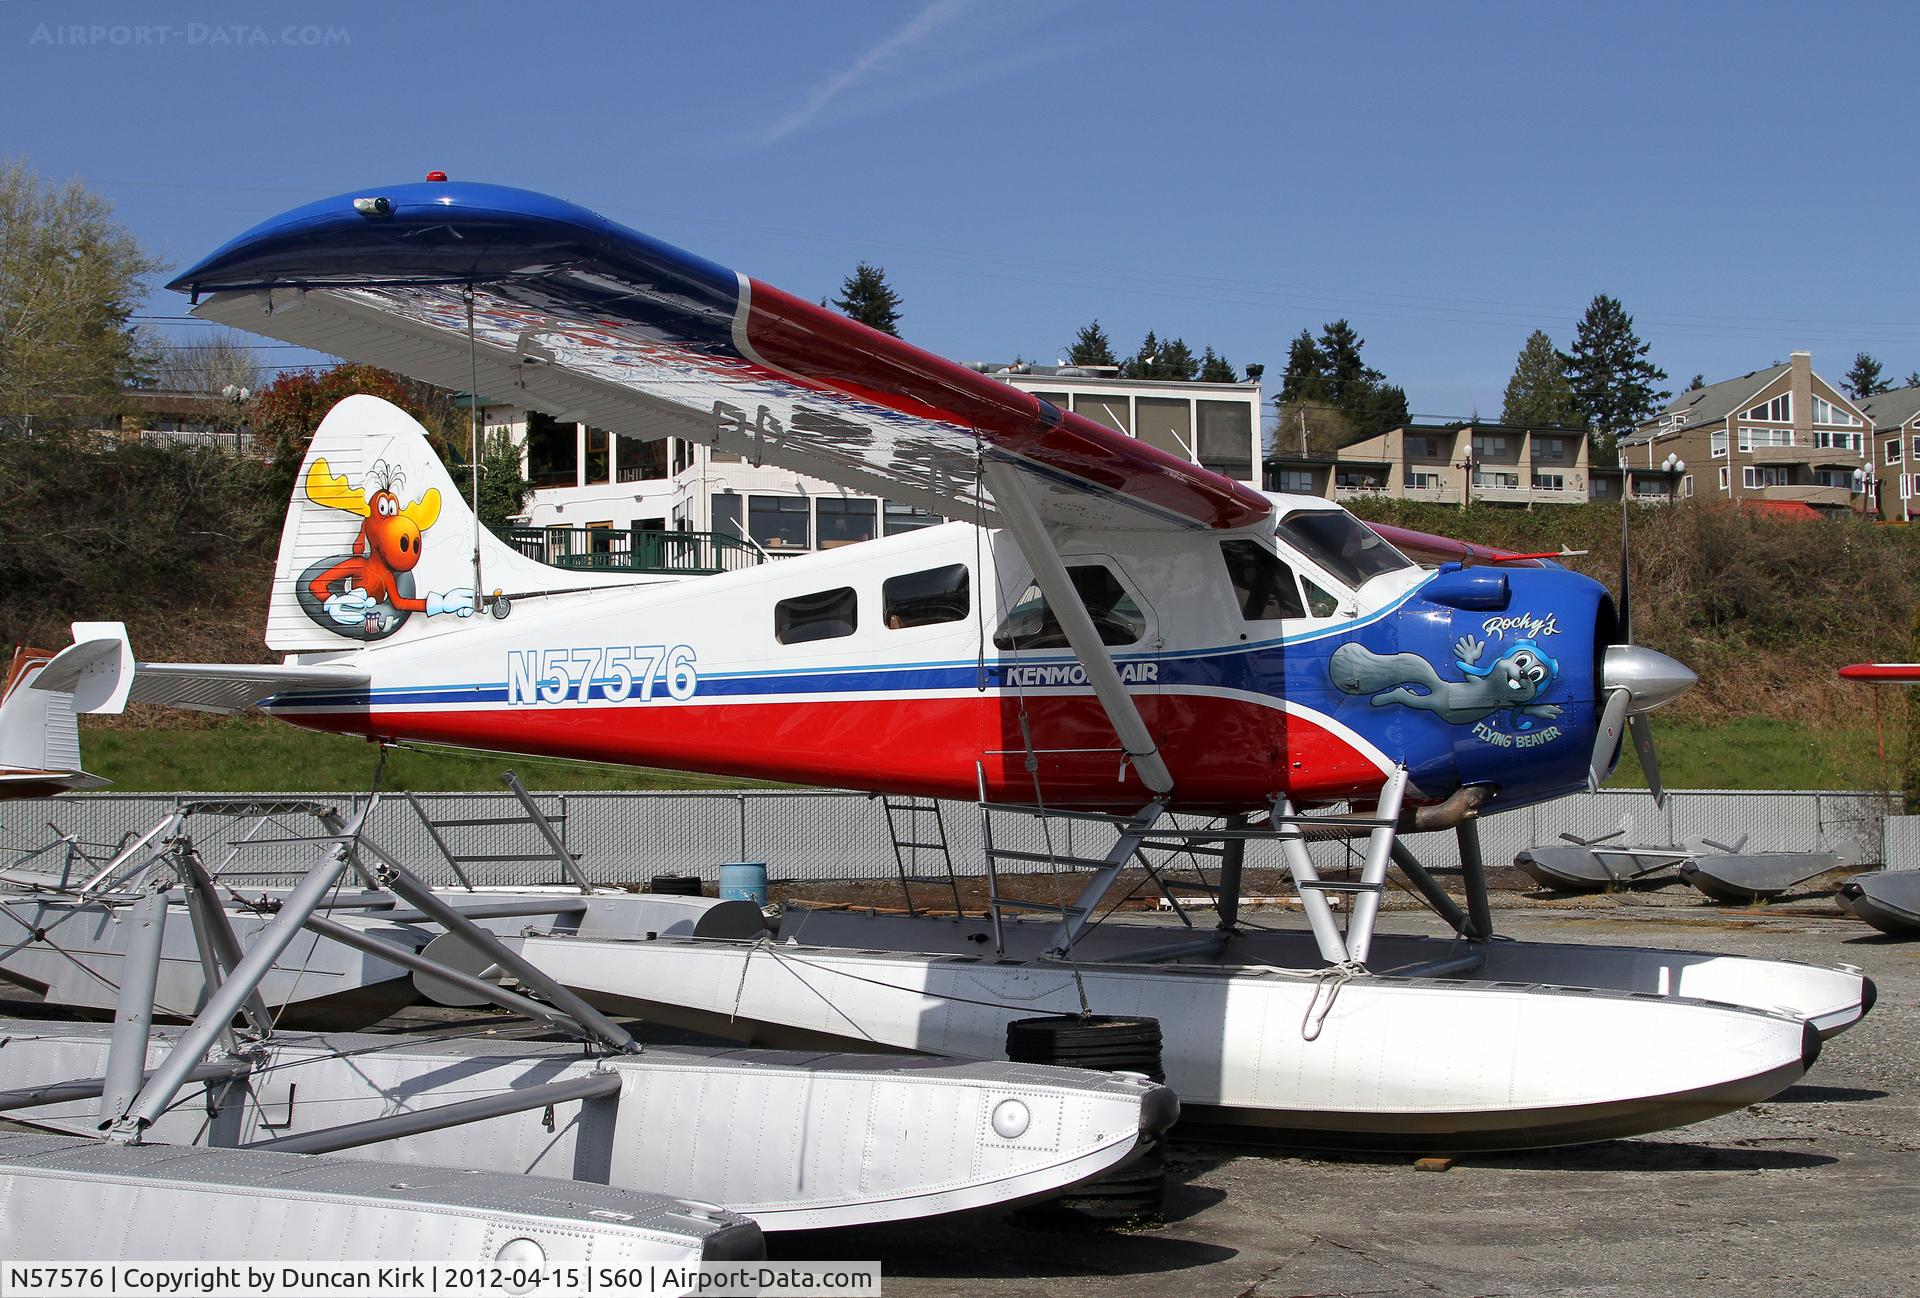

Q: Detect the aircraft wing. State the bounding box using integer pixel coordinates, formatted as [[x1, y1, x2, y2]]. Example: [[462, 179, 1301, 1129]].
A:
[[167, 181, 1270, 534], [1365, 522, 1552, 569]]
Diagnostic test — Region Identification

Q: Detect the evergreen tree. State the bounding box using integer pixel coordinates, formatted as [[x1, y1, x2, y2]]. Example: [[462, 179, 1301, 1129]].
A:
[[1559, 294, 1669, 453], [1197, 346, 1236, 383], [1318, 320, 1368, 405], [1844, 352, 1891, 400], [1121, 332, 1199, 381], [474, 427, 532, 533], [830, 262, 902, 337], [1688, 373, 1705, 391], [1500, 329, 1581, 427], [1068, 320, 1116, 367], [1907, 371, 1920, 390], [1278, 330, 1328, 404]]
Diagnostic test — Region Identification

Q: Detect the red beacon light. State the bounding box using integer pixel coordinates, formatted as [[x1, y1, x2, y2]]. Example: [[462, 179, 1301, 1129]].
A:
[[425, 170, 448, 183]]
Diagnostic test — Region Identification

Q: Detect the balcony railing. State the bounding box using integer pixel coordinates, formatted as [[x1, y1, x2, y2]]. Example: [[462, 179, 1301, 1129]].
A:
[[500, 526, 764, 575]]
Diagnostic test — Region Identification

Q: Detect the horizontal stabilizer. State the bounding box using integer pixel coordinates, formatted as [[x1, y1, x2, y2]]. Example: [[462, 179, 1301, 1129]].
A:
[[35, 623, 369, 715]]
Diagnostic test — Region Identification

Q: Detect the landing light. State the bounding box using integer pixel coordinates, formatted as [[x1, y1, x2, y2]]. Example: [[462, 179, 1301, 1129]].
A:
[[351, 196, 392, 218]]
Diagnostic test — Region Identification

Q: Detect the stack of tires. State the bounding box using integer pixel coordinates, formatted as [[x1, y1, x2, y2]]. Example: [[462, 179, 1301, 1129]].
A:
[[1006, 1015, 1167, 1221]]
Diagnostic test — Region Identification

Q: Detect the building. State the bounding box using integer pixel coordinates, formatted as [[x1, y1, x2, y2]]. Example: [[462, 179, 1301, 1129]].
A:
[[1619, 352, 1870, 513], [1863, 386, 1920, 522], [1266, 422, 1601, 507], [489, 364, 1264, 557]]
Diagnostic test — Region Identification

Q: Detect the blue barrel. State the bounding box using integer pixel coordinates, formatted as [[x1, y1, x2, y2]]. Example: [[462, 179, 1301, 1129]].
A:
[[718, 861, 769, 907]]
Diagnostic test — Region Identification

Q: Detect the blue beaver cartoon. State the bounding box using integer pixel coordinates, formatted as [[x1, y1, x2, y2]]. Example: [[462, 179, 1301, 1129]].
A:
[[1330, 636, 1561, 730]]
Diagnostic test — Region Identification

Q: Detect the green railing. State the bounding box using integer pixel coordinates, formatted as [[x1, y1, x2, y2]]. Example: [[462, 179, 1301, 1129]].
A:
[[500, 526, 764, 575]]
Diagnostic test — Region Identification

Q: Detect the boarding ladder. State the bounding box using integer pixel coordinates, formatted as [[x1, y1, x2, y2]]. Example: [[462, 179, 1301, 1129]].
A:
[[879, 796, 964, 916], [978, 795, 1167, 958]]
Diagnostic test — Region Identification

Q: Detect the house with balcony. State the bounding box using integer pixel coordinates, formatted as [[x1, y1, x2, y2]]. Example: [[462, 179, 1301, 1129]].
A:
[[1864, 386, 1920, 522], [1619, 351, 1870, 513], [482, 362, 1264, 567], [1270, 422, 1595, 506]]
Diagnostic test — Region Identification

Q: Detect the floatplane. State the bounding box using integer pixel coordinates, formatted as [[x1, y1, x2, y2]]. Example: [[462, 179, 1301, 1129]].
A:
[[35, 176, 1873, 1150]]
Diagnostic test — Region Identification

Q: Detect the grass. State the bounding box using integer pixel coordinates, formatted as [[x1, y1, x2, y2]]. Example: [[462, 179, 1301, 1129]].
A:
[[78, 717, 775, 793], [77, 714, 1902, 795], [1610, 716, 1892, 792]]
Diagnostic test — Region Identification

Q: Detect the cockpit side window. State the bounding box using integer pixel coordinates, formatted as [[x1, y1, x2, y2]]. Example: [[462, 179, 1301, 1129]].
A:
[[1219, 540, 1305, 620], [993, 564, 1145, 650], [1275, 510, 1414, 589]]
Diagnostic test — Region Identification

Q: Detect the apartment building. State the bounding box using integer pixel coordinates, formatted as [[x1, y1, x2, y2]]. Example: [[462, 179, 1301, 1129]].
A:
[[1266, 422, 1598, 506], [488, 363, 1264, 557], [1619, 351, 1870, 513], [1864, 386, 1920, 522]]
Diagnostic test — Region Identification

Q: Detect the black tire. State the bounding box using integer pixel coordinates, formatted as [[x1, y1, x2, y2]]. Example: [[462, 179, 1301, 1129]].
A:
[[650, 874, 704, 896]]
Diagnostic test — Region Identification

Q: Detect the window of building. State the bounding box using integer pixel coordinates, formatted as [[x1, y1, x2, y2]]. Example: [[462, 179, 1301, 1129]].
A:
[[1593, 478, 1612, 497], [1473, 471, 1520, 489], [1912, 434, 1920, 460], [816, 497, 877, 549], [1197, 400, 1254, 479], [1275, 510, 1414, 588], [1073, 393, 1130, 434], [1405, 471, 1441, 488], [1632, 477, 1668, 497], [1403, 435, 1437, 459], [583, 427, 611, 486], [673, 439, 692, 476], [1743, 465, 1790, 488], [526, 412, 578, 488], [993, 565, 1145, 650], [1717, 466, 1730, 491], [1710, 431, 1728, 458], [1739, 426, 1794, 450], [882, 564, 970, 629], [1334, 470, 1381, 489], [1533, 436, 1567, 462], [1681, 474, 1694, 498], [1889, 440, 1904, 465], [775, 587, 857, 645], [1136, 396, 1194, 462], [1219, 539, 1305, 620], [1814, 468, 1853, 489], [711, 492, 742, 540], [1812, 395, 1863, 427], [883, 500, 943, 535], [748, 495, 810, 550], [1533, 473, 1565, 491], [1817, 430, 1862, 452], [1273, 469, 1316, 494], [1744, 393, 1791, 422], [616, 432, 670, 482], [1470, 434, 1507, 459]]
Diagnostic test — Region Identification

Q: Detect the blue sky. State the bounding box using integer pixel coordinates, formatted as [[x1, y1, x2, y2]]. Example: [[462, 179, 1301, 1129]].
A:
[[7, 0, 1919, 433]]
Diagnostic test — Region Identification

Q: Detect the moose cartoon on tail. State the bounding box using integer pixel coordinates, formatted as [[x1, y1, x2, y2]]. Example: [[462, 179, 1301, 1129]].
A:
[[295, 458, 475, 641]]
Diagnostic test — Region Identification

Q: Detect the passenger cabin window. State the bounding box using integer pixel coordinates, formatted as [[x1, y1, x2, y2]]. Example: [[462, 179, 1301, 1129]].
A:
[[775, 587, 857, 645], [1219, 540, 1304, 620], [1275, 511, 1413, 589], [993, 566, 1144, 650], [883, 564, 970, 629], [1303, 578, 1340, 618]]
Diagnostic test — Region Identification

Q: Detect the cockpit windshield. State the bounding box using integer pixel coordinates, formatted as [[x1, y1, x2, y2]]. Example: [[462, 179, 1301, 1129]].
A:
[[1275, 510, 1415, 589]]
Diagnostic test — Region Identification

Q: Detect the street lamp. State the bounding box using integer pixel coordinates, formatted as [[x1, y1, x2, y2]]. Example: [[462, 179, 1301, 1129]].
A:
[[1853, 467, 1870, 518], [221, 383, 251, 453], [1661, 452, 1686, 502]]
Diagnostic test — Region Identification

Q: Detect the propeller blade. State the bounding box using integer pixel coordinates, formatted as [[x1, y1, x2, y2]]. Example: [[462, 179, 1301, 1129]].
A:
[[1588, 688, 1631, 792], [1628, 712, 1664, 807]]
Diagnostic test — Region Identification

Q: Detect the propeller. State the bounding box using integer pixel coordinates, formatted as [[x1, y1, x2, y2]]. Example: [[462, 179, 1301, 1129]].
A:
[[1587, 492, 1694, 805]]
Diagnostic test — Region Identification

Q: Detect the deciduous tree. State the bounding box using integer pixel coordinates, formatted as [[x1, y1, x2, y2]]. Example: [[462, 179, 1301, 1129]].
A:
[[0, 159, 159, 431]]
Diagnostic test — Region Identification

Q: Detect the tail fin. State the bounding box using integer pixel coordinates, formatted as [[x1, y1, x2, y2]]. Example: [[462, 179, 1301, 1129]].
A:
[[269, 395, 637, 652], [0, 646, 109, 793]]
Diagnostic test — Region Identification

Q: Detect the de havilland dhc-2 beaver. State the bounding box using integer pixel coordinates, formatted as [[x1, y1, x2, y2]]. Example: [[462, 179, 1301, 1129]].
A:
[[34, 176, 1873, 1149]]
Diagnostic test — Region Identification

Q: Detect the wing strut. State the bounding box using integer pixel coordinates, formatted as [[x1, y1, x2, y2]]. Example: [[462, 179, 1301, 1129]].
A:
[[980, 459, 1173, 797]]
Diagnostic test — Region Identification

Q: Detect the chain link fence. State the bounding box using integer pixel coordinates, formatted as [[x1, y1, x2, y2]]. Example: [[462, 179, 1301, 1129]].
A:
[[0, 786, 1897, 890]]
